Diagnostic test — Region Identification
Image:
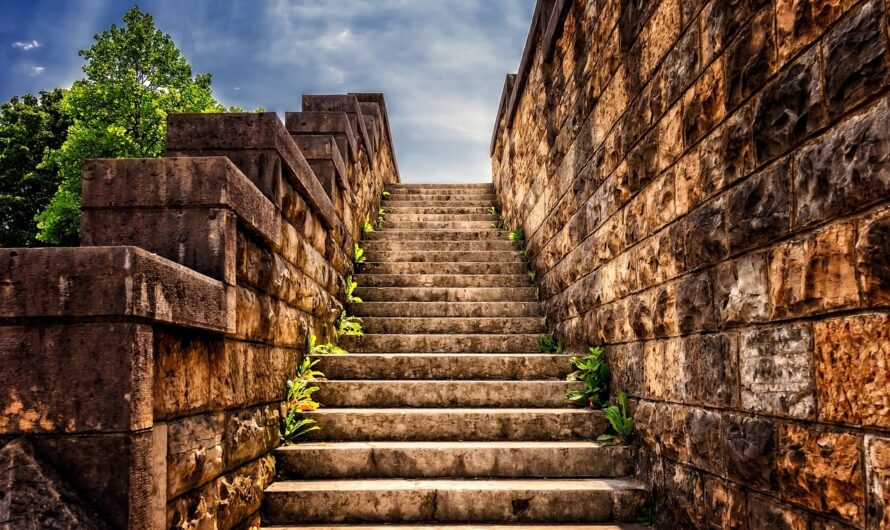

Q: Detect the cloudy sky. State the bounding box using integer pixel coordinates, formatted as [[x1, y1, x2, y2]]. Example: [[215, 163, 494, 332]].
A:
[[0, 0, 536, 183]]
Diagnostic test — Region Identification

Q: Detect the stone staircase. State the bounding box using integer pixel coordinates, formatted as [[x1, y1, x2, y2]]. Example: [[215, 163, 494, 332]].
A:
[[262, 183, 646, 529]]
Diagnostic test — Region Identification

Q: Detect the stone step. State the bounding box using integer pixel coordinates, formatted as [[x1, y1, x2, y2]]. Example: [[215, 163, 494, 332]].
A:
[[385, 213, 496, 223], [383, 199, 496, 207], [384, 220, 497, 229], [363, 250, 521, 263], [384, 206, 494, 214], [364, 230, 509, 241], [355, 287, 536, 303], [263, 524, 644, 530], [385, 194, 498, 202], [385, 188, 495, 195], [355, 274, 531, 288], [315, 380, 581, 408], [302, 408, 607, 441], [360, 261, 527, 275], [387, 183, 494, 190], [339, 334, 539, 353], [359, 316, 545, 334], [275, 441, 634, 479], [262, 478, 646, 524], [363, 240, 516, 252], [350, 302, 541, 318], [311, 353, 573, 380]]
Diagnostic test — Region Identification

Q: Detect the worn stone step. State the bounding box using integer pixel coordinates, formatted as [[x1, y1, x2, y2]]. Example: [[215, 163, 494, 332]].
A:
[[385, 214, 496, 223], [387, 183, 494, 190], [355, 274, 531, 288], [386, 187, 494, 194], [275, 441, 634, 479], [364, 230, 508, 241], [364, 240, 516, 252], [315, 380, 581, 408], [363, 250, 521, 263], [302, 408, 607, 441], [360, 261, 527, 275], [311, 353, 573, 380], [385, 195, 498, 203], [359, 316, 544, 334], [339, 334, 539, 353], [384, 206, 494, 215], [356, 287, 536, 303], [383, 200, 495, 207], [263, 478, 646, 524], [384, 220, 497, 229], [350, 302, 541, 318], [263, 523, 644, 530]]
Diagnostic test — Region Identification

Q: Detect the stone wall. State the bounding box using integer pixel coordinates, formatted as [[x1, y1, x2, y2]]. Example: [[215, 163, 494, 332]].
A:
[[492, 1, 889, 528], [1, 94, 399, 529]]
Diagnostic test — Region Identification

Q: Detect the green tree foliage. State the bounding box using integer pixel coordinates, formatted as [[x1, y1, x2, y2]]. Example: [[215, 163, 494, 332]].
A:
[[0, 90, 71, 247], [36, 6, 225, 244]]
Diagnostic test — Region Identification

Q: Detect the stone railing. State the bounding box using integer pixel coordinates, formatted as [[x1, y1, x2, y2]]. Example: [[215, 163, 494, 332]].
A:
[[492, 1, 889, 528], [0, 94, 399, 529]]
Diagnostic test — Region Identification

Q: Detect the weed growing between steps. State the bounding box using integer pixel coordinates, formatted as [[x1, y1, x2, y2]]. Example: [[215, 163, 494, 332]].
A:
[[362, 217, 375, 233], [489, 206, 506, 230], [598, 391, 634, 445], [345, 275, 362, 303], [353, 242, 366, 265], [537, 334, 564, 353], [376, 207, 386, 228], [566, 346, 610, 407], [336, 310, 363, 336]]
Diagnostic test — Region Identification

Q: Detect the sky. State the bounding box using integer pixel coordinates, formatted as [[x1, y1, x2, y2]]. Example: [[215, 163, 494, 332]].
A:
[[0, 0, 536, 183]]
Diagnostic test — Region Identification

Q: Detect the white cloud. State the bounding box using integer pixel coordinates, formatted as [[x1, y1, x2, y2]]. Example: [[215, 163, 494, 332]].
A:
[[12, 40, 41, 51], [29, 66, 45, 76]]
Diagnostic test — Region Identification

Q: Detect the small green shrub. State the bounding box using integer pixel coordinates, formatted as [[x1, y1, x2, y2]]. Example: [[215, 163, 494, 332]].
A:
[[336, 311, 363, 336], [382, 190, 391, 198], [537, 334, 564, 353], [345, 275, 362, 304], [565, 346, 610, 408], [598, 390, 634, 445], [353, 242, 366, 264], [307, 334, 349, 356], [508, 227, 525, 247], [362, 217, 375, 233], [528, 270, 536, 282], [282, 357, 324, 441], [376, 207, 386, 227]]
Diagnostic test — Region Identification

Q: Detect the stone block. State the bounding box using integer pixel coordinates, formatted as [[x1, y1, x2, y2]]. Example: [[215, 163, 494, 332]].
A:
[[727, 158, 792, 252], [651, 282, 679, 337], [814, 313, 890, 429], [856, 206, 890, 306], [0, 246, 228, 332], [605, 342, 644, 396], [769, 222, 859, 318], [215, 454, 275, 530], [724, 7, 776, 110], [657, 103, 684, 173], [682, 57, 726, 146], [224, 404, 280, 469], [823, 0, 889, 118], [740, 324, 815, 419], [654, 402, 689, 462], [0, 323, 152, 435], [657, 459, 703, 526], [167, 412, 224, 500], [662, 23, 701, 106], [747, 494, 810, 530], [794, 97, 890, 228], [699, 104, 756, 198], [753, 48, 825, 162], [714, 253, 771, 325], [700, 475, 746, 530], [686, 408, 725, 475], [167, 479, 217, 530], [778, 424, 865, 525], [153, 329, 221, 420], [682, 333, 739, 407], [675, 270, 717, 333], [701, 0, 771, 62], [643, 339, 683, 401], [776, 0, 857, 65], [866, 436, 890, 530], [724, 414, 779, 491], [684, 198, 727, 271]]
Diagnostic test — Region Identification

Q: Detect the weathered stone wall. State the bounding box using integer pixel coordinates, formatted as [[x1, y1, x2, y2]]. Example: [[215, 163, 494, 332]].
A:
[[492, 1, 889, 528], [1, 94, 399, 529]]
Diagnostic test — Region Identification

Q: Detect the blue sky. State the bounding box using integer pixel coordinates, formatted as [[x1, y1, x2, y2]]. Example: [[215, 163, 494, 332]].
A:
[[0, 1, 536, 183]]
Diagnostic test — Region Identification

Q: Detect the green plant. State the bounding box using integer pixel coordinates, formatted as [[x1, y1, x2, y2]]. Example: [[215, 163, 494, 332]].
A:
[[509, 227, 525, 248], [353, 242, 366, 264], [636, 506, 656, 526], [489, 206, 506, 230], [566, 346, 611, 408], [527, 270, 536, 282], [307, 334, 349, 356], [381, 190, 390, 198], [336, 311, 363, 336], [598, 390, 634, 445], [345, 275, 362, 304], [362, 217, 375, 233], [282, 357, 324, 441], [537, 334, 564, 353], [376, 207, 385, 227]]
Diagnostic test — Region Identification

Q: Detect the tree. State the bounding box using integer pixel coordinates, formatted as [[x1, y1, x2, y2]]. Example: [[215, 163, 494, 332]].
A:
[[36, 6, 225, 244], [0, 89, 71, 247]]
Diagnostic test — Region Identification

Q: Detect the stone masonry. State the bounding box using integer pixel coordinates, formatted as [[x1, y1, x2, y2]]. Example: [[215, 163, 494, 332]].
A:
[[492, 1, 890, 529], [1, 93, 399, 529]]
